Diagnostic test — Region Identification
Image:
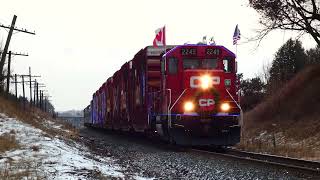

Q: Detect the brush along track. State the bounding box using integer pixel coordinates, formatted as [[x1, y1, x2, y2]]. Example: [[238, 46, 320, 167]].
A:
[[192, 148, 320, 174]]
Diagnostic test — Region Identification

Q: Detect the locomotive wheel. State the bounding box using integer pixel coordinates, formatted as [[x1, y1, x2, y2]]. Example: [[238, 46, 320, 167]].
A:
[[163, 123, 176, 145], [168, 131, 176, 145], [161, 120, 171, 143]]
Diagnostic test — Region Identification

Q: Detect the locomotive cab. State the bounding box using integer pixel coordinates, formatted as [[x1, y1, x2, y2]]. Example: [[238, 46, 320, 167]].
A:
[[157, 45, 241, 146]]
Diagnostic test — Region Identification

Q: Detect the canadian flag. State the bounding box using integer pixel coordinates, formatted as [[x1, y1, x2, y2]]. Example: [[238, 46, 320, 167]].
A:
[[153, 26, 166, 48]]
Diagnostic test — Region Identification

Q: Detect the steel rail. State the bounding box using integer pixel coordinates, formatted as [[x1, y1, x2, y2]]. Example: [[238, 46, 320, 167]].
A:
[[191, 148, 320, 174]]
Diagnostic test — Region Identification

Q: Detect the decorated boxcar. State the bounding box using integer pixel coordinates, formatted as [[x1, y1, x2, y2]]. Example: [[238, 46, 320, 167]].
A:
[[85, 44, 241, 146]]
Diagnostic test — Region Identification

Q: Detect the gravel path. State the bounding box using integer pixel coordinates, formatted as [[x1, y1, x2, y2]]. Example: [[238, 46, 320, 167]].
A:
[[79, 127, 320, 180]]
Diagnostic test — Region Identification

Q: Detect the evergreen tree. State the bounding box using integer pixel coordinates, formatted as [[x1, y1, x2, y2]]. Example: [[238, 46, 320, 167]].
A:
[[240, 77, 266, 111], [306, 45, 320, 65], [268, 39, 307, 93]]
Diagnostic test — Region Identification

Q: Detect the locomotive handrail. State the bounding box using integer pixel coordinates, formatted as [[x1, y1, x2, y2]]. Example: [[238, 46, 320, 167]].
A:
[[225, 88, 241, 110], [167, 88, 188, 129], [167, 89, 172, 128], [147, 89, 173, 128], [225, 88, 244, 129], [169, 88, 188, 112]]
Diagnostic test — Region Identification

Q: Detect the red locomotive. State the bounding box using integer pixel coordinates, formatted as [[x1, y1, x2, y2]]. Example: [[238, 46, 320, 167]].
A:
[[84, 44, 241, 146]]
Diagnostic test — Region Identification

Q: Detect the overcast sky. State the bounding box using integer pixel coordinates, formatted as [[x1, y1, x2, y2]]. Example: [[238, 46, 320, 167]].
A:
[[0, 0, 317, 111]]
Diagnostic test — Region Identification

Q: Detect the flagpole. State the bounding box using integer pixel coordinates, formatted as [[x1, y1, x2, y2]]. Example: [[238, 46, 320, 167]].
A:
[[164, 25, 167, 55], [236, 44, 238, 57], [164, 25, 167, 70]]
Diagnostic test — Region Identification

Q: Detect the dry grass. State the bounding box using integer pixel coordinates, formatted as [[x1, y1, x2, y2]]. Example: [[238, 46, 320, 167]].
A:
[[238, 134, 320, 160], [0, 158, 45, 179], [241, 65, 320, 161], [0, 95, 79, 140], [0, 133, 20, 153], [245, 65, 320, 131], [0, 94, 79, 179]]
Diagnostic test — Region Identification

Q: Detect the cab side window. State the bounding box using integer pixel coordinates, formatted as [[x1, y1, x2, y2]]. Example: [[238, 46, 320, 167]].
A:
[[161, 59, 165, 75], [168, 58, 178, 74], [223, 58, 233, 73]]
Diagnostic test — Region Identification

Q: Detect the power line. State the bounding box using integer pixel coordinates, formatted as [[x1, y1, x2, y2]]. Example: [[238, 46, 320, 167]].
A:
[[0, 15, 35, 87], [0, 51, 28, 56], [0, 23, 35, 35]]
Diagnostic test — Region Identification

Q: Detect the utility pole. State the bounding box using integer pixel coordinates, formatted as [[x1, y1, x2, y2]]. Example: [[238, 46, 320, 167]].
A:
[[35, 83, 45, 108], [36, 82, 39, 107], [29, 67, 32, 104], [44, 96, 47, 112], [38, 86, 46, 109], [34, 79, 37, 106], [40, 90, 44, 110], [22, 76, 25, 109], [39, 90, 42, 109], [14, 74, 17, 98], [5, 51, 28, 96], [30, 79, 44, 107], [10, 73, 40, 106], [17, 73, 40, 105], [0, 15, 35, 90], [6, 51, 12, 96], [0, 15, 17, 84], [43, 94, 52, 113]]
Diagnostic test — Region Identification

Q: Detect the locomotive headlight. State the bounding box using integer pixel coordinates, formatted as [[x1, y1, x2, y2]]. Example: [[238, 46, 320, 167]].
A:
[[200, 75, 211, 90], [184, 101, 194, 112], [221, 103, 230, 112]]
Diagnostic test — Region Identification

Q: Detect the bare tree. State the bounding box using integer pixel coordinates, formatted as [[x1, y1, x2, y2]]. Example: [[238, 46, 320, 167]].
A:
[[255, 60, 272, 85], [249, 0, 320, 46]]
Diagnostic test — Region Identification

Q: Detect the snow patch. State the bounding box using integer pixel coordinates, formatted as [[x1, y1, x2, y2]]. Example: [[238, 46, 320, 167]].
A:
[[0, 115, 125, 179]]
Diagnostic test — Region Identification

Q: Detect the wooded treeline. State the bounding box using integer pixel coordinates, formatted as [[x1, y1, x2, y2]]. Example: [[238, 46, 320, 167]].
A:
[[239, 39, 320, 111]]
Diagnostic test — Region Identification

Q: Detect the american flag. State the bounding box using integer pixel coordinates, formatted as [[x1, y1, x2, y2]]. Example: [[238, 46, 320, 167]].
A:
[[233, 24, 241, 45]]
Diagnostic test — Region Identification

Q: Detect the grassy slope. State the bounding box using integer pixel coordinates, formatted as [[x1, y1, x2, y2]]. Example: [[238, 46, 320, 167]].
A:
[[0, 95, 79, 178], [0, 95, 78, 139], [240, 65, 320, 160]]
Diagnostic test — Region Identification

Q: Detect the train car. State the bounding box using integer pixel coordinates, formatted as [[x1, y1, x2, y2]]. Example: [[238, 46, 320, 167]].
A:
[[128, 46, 175, 132], [105, 77, 114, 129], [91, 92, 98, 126], [97, 86, 104, 128], [85, 44, 241, 146], [83, 104, 91, 126]]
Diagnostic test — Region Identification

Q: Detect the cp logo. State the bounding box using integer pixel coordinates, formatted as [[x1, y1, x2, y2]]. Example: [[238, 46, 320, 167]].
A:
[[199, 99, 215, 107], [190, 76, 220, 88]]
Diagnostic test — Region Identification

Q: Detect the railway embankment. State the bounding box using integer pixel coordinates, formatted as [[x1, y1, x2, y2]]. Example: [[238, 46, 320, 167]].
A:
[[0, 95, 147, 179], [239, 65, 320, 161]]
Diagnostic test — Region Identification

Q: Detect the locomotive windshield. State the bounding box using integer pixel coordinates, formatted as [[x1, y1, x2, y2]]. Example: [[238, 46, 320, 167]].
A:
[[183, 58, 217, 70], [203, 59, 217, 69], [183, 59, 200, 69]]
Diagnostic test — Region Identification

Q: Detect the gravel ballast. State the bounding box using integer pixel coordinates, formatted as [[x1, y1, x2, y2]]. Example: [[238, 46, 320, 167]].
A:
[[80, 127, 320, 179]]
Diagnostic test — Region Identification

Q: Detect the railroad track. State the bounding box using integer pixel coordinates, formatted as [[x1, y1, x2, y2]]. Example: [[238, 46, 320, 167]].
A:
[[192, 148, 320, 174]]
